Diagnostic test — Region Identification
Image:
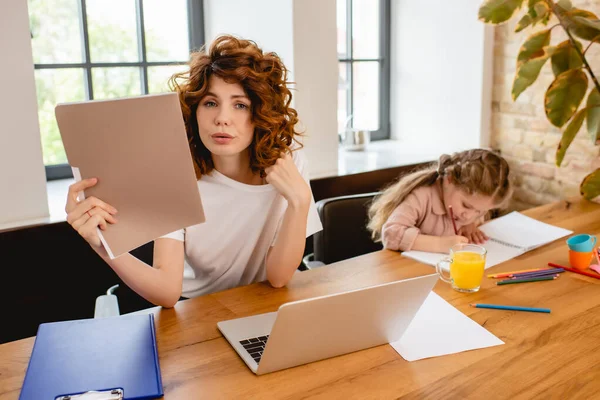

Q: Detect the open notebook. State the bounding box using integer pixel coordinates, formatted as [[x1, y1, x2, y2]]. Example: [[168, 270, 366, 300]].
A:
[[401, 211, 573, 269]]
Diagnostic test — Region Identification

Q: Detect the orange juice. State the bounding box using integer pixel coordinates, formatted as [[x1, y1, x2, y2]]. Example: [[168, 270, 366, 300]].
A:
[[450, 251, 485, 290]]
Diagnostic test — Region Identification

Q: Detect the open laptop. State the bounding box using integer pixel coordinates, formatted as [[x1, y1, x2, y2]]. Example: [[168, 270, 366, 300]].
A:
[[217, 274, 438, 375]]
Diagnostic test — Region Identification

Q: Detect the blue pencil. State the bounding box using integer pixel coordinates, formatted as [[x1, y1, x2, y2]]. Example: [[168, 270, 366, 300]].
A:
[[470, 303, 551, 313]]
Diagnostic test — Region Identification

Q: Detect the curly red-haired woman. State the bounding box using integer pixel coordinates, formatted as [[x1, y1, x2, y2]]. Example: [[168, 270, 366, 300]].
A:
[[64, 35, 322, 307]]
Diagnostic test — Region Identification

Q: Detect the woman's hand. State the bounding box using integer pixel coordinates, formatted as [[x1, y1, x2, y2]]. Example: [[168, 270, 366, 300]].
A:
[[458, 223, 489, 244], [65, 178, 118, 249], [265, 152, 311, 210]]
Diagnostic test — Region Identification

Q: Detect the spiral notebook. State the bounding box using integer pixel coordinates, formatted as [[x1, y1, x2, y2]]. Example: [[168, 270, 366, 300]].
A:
[[19, 314, 163, 400], [402, 211, 573, 269]]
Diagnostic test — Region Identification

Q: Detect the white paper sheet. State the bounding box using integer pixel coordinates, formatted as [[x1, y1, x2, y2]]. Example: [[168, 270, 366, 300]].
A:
[[391, 292, 504, 361]]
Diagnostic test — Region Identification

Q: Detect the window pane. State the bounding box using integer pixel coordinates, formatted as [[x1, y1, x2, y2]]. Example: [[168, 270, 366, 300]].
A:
[[28, 0, 83, 64], [148, 65, 187, 93], [144, 0, 190, 62], [86, 0, 139, 62], [338, 63, 349, 134], [34, 69, 86, 165], [352, 0, 379, 59], [352, 62, 379, 131], [92, 68, 142, 99], [337, 0, 347, 59]]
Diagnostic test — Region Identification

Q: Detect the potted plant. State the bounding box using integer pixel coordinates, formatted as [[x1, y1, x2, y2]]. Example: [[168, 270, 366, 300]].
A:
[[478, 0, 600, 200]]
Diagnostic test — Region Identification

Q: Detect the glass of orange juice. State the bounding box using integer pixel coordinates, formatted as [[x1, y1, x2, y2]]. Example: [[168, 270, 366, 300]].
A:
[[435, 244, 487, 293]]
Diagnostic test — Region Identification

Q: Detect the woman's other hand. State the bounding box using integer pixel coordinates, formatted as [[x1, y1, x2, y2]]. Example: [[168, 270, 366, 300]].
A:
[[265, 152, 311, 210]]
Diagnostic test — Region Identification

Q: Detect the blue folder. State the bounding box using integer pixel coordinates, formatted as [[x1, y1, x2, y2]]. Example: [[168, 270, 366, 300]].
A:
[[19, 313, 163, 400]]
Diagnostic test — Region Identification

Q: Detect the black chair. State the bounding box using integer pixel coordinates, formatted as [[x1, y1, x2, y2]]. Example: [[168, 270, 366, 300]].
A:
[[303, 192, 383, 268]]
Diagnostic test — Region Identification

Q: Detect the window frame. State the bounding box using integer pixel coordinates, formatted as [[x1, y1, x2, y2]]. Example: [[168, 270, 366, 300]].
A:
[[35, 0, 205, 181], [338, 0, 390, 141]]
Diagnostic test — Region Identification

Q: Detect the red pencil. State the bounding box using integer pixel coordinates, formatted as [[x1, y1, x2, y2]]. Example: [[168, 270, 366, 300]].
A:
[[448, 205, 459, 235], [548, 262, 600, 280]]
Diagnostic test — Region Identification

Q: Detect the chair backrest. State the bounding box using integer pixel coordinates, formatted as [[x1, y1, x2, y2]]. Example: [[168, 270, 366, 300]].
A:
[[313, 192, 383, 265]]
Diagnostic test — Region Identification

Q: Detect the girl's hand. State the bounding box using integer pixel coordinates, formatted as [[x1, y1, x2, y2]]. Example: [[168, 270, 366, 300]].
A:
[[441, 235, 469, 251], [458, 223, 489, 244], [65, 178, 118, 249], [265, 152, 311, 210]]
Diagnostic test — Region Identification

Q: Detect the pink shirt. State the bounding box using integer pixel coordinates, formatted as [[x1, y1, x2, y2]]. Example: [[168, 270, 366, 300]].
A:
[[382, 180, 458, 251]]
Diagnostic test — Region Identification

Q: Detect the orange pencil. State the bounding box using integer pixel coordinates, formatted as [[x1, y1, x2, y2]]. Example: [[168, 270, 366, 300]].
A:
[[487, 268, 546, 278]]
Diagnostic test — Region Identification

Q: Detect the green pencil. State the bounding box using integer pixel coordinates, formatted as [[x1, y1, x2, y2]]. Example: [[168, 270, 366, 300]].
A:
[[496, 276, 557, 285]]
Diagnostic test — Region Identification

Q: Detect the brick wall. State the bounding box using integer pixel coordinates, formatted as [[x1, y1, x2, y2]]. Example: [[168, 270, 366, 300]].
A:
[[491, 0, 600, 210]]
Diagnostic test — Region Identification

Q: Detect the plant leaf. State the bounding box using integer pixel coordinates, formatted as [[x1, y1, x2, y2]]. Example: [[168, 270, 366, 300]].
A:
[[567, 10, 600, 41], [572, 16, 600, 31], [517, 29, 551, 66], [479, 0, 524, 24], [512, 48, 553, 100], [527, 0, 549, 25], [556, 108, 586, 166], [586, 88, 600, 144], [545, 69, 588, 127], [515, 14, 532, 32], [565, 8, 598, 19], [580, 168, 600, 200], [557, 0, 572, 11], [533, 2, 550, 22], [550, 40, 583, 77]]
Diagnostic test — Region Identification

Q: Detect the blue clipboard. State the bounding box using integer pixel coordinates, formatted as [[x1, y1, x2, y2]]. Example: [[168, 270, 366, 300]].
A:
[[19, 313, 163, 400]]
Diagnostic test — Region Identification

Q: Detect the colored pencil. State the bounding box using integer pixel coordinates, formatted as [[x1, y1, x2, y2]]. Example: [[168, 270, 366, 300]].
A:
[[487, 268, 547, 278], [470, 303, 551, 313], [505, 273, 558, 281], [497, 276, 558, 285], [448, 205, 458, 235], [548, 262, 600, 280], [510, 268, 564, 278], [511, 268, 563, 276], [511, 273, 559, 280]]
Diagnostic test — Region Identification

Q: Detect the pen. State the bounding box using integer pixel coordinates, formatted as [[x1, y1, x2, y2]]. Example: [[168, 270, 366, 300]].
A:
[[470, 303, 551, 313]]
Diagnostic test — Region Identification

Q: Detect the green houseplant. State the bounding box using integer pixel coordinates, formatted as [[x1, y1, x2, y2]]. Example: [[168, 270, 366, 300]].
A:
[[478, 0, 600, 200]]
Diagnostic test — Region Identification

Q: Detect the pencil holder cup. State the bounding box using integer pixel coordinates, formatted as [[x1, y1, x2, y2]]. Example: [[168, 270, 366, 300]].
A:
[[568, 249, 593, 270], [566, 234, 597, 252]]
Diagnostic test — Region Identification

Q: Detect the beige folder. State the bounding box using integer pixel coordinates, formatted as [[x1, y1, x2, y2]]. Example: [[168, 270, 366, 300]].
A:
[[55, 92, 205, 259]]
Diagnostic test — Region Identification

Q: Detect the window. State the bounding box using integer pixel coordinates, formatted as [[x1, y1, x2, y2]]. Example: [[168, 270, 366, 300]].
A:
[[28, 0, 204, 180], [337, 0, 390, 141]]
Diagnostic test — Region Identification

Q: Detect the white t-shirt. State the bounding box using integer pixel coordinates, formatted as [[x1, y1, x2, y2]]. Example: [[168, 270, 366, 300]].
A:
[[161, 148, 323, 298]]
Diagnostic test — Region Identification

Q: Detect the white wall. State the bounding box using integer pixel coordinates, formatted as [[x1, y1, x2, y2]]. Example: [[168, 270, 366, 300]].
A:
[[204, 0, 295, 81], [204, 0, 338, 178], [0, 0, 49, 228], [390, 0, 494, 153], [292, 0, 339, 178]]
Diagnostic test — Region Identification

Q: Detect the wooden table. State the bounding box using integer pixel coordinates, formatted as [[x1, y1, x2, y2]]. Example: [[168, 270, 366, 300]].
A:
[[2, 197, 600, 399]]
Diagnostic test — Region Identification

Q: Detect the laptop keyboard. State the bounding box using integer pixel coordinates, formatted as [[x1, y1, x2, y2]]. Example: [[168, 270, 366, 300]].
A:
[[239, 335, 269, 364]]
